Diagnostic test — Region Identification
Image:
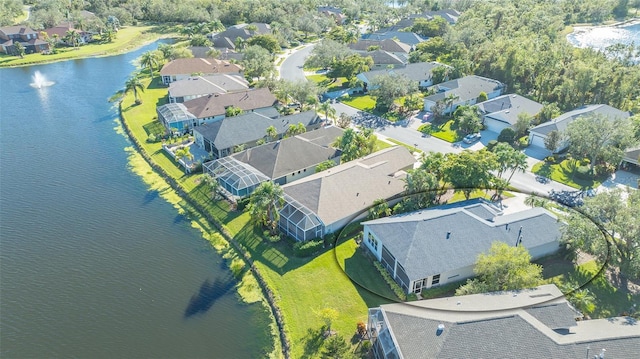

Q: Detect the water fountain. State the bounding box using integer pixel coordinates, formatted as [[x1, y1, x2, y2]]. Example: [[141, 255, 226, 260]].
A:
[[30, 70, 54, 89]]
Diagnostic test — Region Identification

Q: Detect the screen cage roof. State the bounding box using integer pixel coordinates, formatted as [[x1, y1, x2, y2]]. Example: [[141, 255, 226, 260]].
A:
[[204, 157, 269, 193], [280, 194, 323, 232], [157, 103, 197, 123]]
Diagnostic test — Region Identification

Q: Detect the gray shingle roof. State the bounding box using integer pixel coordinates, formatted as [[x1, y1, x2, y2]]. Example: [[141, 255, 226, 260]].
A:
[[282, 146, 416, 226], [374, 285, 640, 359], [193, 110, 320, 150], [359, 62, 446, 84], [478, 94, 544, 126], [525, 302, 582, 329], [424, 75, 505, 104], [362, 31, 426, 46], [349, 39, 411, 53], [159, 58, 242, 76], [230, 127, 343, 179], [530, 104, 631, 136], [363, 203, 561, 280]]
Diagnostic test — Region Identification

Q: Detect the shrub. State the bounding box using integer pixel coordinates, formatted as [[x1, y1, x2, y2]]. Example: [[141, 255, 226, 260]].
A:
[[236, 197, 250, 211], [230, 257, 246, 278], [292, 238, 324, 257], [498, 128, 516, 143], [518, 135, 529, 147], [594, 163, 615, 176], [486, 140, 498, 151], [373, 261, 407, 301], [544, 155, 558, 163], [575, 165, 591, 180], [417, 123, 432, 134]]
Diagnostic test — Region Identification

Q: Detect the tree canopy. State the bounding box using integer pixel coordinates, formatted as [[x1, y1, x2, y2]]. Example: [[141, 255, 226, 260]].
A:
[[369, 73, 418, 112], [456, 242, 544, 295], [248, 181, 285, 235]]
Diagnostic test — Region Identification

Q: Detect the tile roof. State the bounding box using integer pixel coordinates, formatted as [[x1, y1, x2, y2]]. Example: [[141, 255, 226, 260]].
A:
[[477, 94, 544, 126], [184, 88, 277, 118], [193, 110, 320, 150], [373, 285, 640, 359], [230, 127, 343, 179], [363, 203, 561, 280], [160, 58, 242, 76], [425, 75, 504, 103], [168, 74, 249, 98], [529, 104, 631, 136], [281, 146, 415, 226]]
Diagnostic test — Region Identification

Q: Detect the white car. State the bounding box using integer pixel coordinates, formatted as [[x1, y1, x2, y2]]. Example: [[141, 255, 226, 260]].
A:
[[463, 133, 481, 143]]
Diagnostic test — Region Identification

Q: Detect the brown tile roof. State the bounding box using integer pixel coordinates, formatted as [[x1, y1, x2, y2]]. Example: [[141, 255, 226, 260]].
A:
[[160, 58, 242, 76], [184, 88, 277, 118]]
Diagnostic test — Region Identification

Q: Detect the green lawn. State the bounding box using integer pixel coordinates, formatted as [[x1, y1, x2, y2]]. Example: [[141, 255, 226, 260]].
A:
[[120, 76, 397, 358], [430, 120, 460, 143], [306, 74, 349, 92], [541, 258, 639, 318], [341, 94, 376, 112], [531, 160, 605, 189], [385, 138, 422, 154], [0, 24, 177, 67]]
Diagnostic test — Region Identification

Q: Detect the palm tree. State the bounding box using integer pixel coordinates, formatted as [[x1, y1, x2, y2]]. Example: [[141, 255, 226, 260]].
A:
[[568, 289, 596, 318], [175, 146, 194, 162], [369, 198, 391, 219], [319, 101, 336, 123], [124, 76, 145, 104], [265, 125, 278, 142], [65, 30, 81, 49], [139, 51, 159, 76], [248, 181, 285, 235], [285, 122, 306, 137], [444, 93, 459, 116], [13, 41, 25, 58]]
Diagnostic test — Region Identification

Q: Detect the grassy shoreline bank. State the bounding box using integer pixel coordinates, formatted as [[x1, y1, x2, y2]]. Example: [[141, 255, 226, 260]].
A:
[[118, 75, 399, 358], [0, 23, 177, 68]]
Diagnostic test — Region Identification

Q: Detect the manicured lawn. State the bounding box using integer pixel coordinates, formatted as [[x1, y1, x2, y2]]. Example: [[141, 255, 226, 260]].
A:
[[0, 24, 177, 67], [430, 119, 459, 143], [341, 94, 376, 112], [531, 160, 605, 189], [306, 74, 349, 92], [374, 139, 393, 151], [120, 77, 396, 358], [541, 258, 639, 318]]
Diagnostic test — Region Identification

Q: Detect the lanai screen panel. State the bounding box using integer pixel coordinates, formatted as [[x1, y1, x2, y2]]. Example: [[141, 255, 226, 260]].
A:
[[157, 103, 196, 124], [279, 194, 323, 241], [203, 157, 269, 197]]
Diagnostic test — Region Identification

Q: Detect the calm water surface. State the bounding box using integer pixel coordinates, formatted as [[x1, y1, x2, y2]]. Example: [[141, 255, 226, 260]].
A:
[[0, 43, 271, 358], [567, 22, 640, 53]]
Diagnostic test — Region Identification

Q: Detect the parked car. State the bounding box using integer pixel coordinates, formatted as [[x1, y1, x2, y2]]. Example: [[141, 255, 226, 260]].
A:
[[463, 133, 481, 143]]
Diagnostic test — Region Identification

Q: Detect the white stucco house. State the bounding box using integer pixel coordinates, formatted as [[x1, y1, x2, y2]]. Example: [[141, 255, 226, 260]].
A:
[[423, 75, 505, 115], [477, 94, 543, 133], [362, 200, 562, 294]]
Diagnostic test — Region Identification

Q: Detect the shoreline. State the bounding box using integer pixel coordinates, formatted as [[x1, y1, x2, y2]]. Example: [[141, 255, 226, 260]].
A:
[[570, 17, 640, 32], [117, 100, 289, 358]]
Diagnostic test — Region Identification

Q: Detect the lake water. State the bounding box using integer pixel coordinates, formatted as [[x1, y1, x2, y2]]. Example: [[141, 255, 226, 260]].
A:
[[566, 22, 640, 53], [0, 42, 272, 357]]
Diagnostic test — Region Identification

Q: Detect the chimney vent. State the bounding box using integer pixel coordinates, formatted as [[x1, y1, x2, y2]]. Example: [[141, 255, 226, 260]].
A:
[[446, 231, 451, 239]]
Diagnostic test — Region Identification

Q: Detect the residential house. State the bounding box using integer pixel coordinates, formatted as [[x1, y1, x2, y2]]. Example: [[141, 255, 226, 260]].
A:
[[202, 126, 343, 198], [361, 31, 426, 47], [367, 284, 640, 359], [384, 9, 462, 32], [193, 110, 322, 159], [208, 23, 271, 50], [317, 6, 347, 25], [621, 146, 640, 170], [184, 87, 277, 123], [156, 103, 199, 134], [168, 74, 249, 103], [362, 200, 561, 294], [189, 46, 244, 61], [160, 58, 242, 85], [528, 104, 631, 152], [43, 22, 94, 46], [357, 62, 450, 90], [423, 75, 505, 115], [349, 39, 411, 67], [477, 94, 543, 133], [278, 146, 416, 242], [0, 26, 49, 54]]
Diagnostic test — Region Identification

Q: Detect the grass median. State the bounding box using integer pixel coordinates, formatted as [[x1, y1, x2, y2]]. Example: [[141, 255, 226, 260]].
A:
[[120, 76, 398, 358]]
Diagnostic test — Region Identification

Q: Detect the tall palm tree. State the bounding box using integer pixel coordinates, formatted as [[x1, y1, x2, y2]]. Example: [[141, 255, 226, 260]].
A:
[[139, 51, 159, 76], [124, 76, 145, 104], [319, 101, 336, 123], [65, 29, 81, 49], [248, 181, 285, 235], [444, 93, 459, 116], [286, 122, 306, 137]]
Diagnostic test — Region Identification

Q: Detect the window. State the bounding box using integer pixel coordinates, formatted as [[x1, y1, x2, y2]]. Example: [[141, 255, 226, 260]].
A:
[[432, 274, 440, 285], [367, 233, 378, 251]]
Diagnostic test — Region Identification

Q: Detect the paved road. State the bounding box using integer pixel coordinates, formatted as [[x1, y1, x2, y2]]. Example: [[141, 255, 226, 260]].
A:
[[279, 44, 315, 81]]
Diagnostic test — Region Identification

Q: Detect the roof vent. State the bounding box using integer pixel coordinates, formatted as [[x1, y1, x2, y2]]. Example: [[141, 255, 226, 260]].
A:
[[436, 324, 445, 336], [446, 231, 451, 239], [456, 301, 461, 305]]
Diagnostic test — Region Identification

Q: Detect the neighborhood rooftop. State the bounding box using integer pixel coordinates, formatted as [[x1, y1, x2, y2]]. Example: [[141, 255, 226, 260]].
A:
[[368, 284, 640, 359], [184, 88, 277, 118], [168, 74, 249, 99], [159, 57, 243, 76], [425, 75, 505, 103], [477, 94, 544, 126], [529, 104, 631, 136], [281, 146, 415, 227], [363, 202, 561, 281], [358, 62, 446, 84]]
